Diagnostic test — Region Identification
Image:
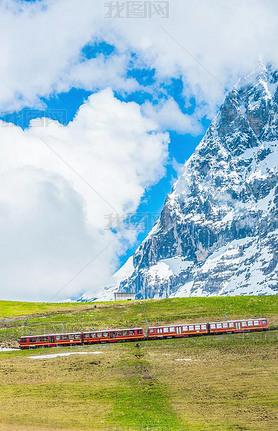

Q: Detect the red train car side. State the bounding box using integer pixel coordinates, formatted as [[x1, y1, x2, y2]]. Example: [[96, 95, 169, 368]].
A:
[[83, 327, 144, 344], [208, 318, 268, 334], [19, 332, 82, 349], [148, 322, 208, 339], [19, 318, 269, 349]]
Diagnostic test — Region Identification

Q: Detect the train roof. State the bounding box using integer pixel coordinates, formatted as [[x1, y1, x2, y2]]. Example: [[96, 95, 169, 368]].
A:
[[83, 327, 143, 333], [208, 317, 267, 324], [20, 328, 144, 338], [20, 332, 82, 339], [148, 322, 208, 328], [148, 318, 267, 329]]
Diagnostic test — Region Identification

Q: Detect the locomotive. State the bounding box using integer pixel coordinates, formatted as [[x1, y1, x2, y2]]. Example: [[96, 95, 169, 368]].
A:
[[19, 317, 269, 349]]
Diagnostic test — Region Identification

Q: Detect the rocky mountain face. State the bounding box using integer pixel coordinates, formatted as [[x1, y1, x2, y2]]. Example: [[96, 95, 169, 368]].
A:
[[82, 65, 278, 301]]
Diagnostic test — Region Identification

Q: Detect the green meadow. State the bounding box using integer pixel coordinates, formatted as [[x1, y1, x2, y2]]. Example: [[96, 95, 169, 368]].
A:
[[0, 296, 277, 430]]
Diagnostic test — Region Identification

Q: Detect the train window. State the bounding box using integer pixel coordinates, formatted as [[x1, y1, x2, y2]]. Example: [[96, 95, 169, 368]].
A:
[[182, 326, 188, 331], [223, 323, 228, 328], [56, 335, 61, 341], [229, 322, 234, 327], [195, 325, 200, 330], [74, 334, 80, 339], [91, 333, 96, 338], [149, 329, 154, 333], [123, 331, 128, 336], [83, 334, 89, 339], [62, 335, 68, 340], [210, 324, 215, 329], [163, 327, 169, 333], [242, 321, 247, 327], [21, 338, 26, 342], [30, 338, 36, 342], [117, 331, 123, 337], [137, 329, 143, 334], [103, 332, 109, 337], [157, 328, 163, 334], [36, 337, 42, 342], [189, 326, 194, 331], [248, 321, 253, 326], [170, 327, 175, 332], [216, 324, 222, 329], [262, 320, 267, 325], [201, 325, 206, 330], [254, 320, 259, 326], [96, 332, 102, 338], [69, 335, 74, 340], [129, 330, 134, 335], [110, 332, 116, 338]]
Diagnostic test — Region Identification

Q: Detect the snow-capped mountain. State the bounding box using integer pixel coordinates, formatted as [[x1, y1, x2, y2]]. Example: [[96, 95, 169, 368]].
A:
[[83, 64, 278, 301]]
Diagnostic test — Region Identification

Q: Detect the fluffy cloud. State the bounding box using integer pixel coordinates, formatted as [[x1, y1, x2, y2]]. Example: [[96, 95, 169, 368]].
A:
[[0, 89, 168, 300], [142, 98, 202, 134], [1, 1, 278, 119], [104, 0, 278, 113], [0, 0, 136, 111]]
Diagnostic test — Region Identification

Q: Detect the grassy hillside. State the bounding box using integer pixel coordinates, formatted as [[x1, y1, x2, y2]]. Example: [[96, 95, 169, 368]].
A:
[[0, 330, 277, 430], [0, 296, 277, 430], [0, 296, 277, 345]]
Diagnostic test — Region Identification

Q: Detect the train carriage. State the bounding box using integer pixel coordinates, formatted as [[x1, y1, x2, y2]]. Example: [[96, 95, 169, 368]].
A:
[[208, 318, 268, 334], [19, 317, 269, 349], [82, 327, 144, 344], [148, 322, 208, 339], [19, 332, 82, 349]]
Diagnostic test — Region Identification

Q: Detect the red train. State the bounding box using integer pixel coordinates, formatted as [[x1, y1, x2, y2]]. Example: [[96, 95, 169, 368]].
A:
[[19, 317, 268, 349]]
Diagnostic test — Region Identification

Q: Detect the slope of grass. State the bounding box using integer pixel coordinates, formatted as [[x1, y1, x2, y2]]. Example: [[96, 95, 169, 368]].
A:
[[0, 330, 277, 431], [0, 296, 277, 345], [0, 296, 277, 430], [0, 300, 96, 319], [1, 296, 277, 320]]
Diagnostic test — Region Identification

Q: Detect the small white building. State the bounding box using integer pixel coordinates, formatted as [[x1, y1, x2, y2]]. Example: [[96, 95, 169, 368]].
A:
[[114, 292, 136, 301]]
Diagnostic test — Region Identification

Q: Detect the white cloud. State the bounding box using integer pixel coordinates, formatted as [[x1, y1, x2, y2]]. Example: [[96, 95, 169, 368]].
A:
[[1, 0, 278, 120], [142, 98, 202, 134], [103, 0, 278, 113], [57, 53, 138, 95], [0, 0, 136, 111], [0, 89, 168, 300]]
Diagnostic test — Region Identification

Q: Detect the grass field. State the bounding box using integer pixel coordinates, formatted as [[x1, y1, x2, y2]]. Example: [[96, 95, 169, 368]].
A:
[[0, 295, 277, 345], [0, 296, 278, 430]]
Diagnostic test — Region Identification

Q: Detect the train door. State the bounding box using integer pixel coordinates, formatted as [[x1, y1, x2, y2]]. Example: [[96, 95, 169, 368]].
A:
[[176, 327, 182, 335], [50, 336, 55, 344], [235, 322, 241, 331]]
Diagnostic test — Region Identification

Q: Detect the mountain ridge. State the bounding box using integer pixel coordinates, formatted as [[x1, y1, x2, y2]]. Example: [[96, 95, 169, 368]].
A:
[[81, 64, 278, 301]]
